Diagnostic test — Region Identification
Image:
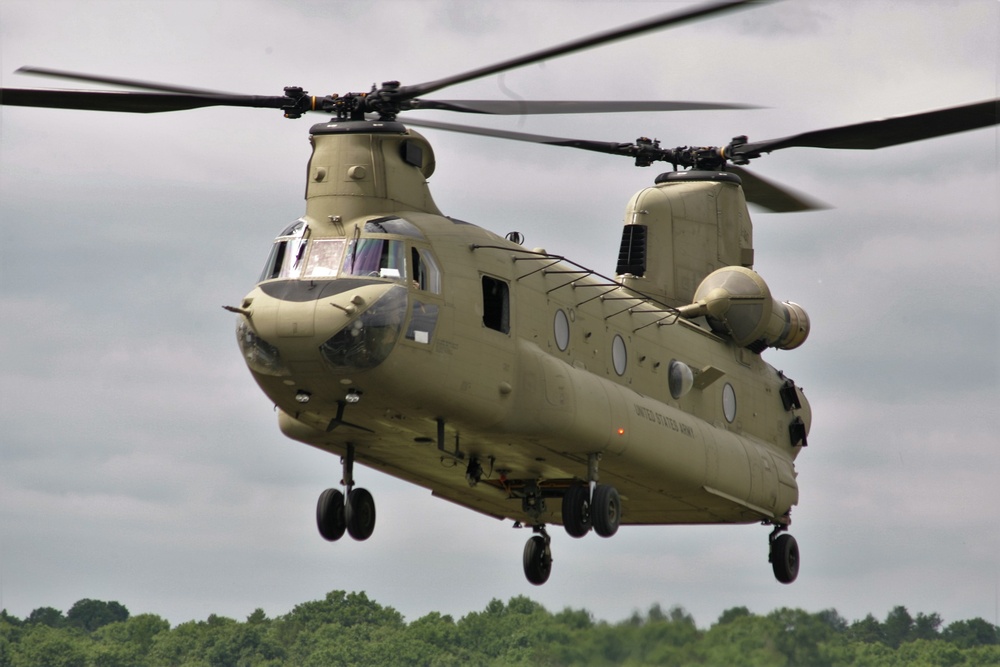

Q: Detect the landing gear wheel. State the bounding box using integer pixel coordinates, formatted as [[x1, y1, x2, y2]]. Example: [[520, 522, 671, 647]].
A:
[[316, 488, 346, 542], [523, 534, 552, 585], [770, 533, 799, 584], [346, 487, 376, 541], [561, 485, 591, 538], [591, 484, 621, 537]]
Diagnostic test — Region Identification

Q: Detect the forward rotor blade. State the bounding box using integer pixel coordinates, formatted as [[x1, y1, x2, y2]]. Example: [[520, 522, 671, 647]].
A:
[[728, 166, 827, 213], [16, 66, 240, 95], [0, 88, 287, 114], [411, 99, 759, 114], [401, 117, 635, 157], [398, 0, 762, 99], [736, 98, 1000, 158]]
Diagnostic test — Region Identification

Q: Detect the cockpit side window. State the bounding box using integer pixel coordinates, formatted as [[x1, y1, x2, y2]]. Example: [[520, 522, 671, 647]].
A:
[[411, 247, 441, 294], [259, 219, 308, 282], [343, 237, 405, 281]]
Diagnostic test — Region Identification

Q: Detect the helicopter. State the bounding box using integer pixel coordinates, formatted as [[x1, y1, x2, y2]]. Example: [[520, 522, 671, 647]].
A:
[[3, 0, 998, 591]]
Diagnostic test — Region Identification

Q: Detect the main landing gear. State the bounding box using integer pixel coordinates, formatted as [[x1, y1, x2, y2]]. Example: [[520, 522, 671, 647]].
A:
[[519, 482, 621, 585], [768, 523, 799, 584], [519, 454, 621, 585], [316, 443, 376, 542]]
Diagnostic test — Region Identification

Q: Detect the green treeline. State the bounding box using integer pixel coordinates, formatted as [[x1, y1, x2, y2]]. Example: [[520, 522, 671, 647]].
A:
[[1, 591, 998, 666]]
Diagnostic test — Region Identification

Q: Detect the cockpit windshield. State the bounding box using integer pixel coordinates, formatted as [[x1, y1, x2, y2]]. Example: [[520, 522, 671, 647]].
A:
[[303, 239, 346, 279], [259, 217, 416, 285], [343, 237, 405, 280]]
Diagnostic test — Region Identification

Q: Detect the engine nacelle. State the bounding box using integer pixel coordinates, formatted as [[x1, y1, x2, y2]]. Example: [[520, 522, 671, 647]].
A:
[[679, 266, 809, 351]]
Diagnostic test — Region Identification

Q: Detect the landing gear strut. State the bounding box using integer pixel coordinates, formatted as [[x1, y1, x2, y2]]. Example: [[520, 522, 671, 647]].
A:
[[561, 455, 620, 539], [316, 443, 376, 542], [768, 524, 799, 584]]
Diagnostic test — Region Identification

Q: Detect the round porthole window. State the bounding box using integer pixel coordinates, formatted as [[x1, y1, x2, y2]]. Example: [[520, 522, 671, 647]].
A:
[[612, 334, 627, 376], [554, 309, 570, 351], [722, 383, 737, 423]]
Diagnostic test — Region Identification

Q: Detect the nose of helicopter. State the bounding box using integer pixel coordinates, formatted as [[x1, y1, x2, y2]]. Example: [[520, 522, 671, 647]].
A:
[[236, 281, 409, 380]]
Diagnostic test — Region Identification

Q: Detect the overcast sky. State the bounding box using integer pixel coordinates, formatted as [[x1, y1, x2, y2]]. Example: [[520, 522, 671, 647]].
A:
[[1, 0, 998, 629]]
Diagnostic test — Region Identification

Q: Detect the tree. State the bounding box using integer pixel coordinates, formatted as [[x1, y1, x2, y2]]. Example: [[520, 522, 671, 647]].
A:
[[283, 591, 403, 630], [849, 613, 886, 644], [9, 625, 87, 667], [6, 591, 1000, 667], [25, 607, 65, 629], [942, 617, 1000, 648], [717, 606, 752, 625], [913, 611, 943, 641], [883, 605, 914, 648], [247, 608, 268, 625], [816, 608, 849, 635], [66, 599, 129, 633], [700, 613, 785, 666], [767, 607, 841, 667], [0, 612, 21, 628]]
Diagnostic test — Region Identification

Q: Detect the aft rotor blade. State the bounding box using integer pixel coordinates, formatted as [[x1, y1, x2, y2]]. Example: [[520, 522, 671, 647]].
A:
[[398, 0, 762, 99], [406, 119, 828, 213], [729, 166, 827, 213], [736, 98, 1000, 158], [402, 117, 635, 157], [16, 66, 241, 95], [411, 99, 759, 114], [1, 88, 287, 113]]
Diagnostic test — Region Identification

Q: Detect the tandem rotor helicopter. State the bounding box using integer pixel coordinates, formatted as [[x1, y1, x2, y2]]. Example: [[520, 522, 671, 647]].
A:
[[4, 0, 998, 587]]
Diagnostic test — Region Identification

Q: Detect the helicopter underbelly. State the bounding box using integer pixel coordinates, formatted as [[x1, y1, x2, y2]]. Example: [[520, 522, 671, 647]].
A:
[[267, 334, 797, 527]]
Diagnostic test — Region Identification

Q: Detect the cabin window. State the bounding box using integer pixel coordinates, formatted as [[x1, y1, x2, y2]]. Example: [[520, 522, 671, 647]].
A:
[[303, 239, 346, 279], [411, 247, 441, 293], [553, 309, 570, 351], [482, 276, 510, 333], [343, 237, 405, 281], [612, 334, 627, 376], [723, 383, 737, 423]]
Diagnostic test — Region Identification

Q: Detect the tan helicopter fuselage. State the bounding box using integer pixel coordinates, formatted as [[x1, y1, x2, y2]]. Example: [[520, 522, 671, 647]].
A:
[[235, 121, 810, 529]]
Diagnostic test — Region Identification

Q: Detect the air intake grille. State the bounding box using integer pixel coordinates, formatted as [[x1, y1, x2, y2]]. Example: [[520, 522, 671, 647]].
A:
[[616, 225, 647, 276]]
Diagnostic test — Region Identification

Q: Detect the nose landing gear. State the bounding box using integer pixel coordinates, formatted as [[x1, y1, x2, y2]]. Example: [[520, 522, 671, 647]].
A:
[[316, 488, 346, 541], [316, 443, 376, 542]]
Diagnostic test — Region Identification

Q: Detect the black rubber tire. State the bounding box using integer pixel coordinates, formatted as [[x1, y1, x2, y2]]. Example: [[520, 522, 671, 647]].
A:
[[522, 535, 552, 585], [561, 485, 591, 538], [591, 484, 621, 537], [316, 488, 346, 542], [771, 533, 800, 584], [346, 487, 376, 541]]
